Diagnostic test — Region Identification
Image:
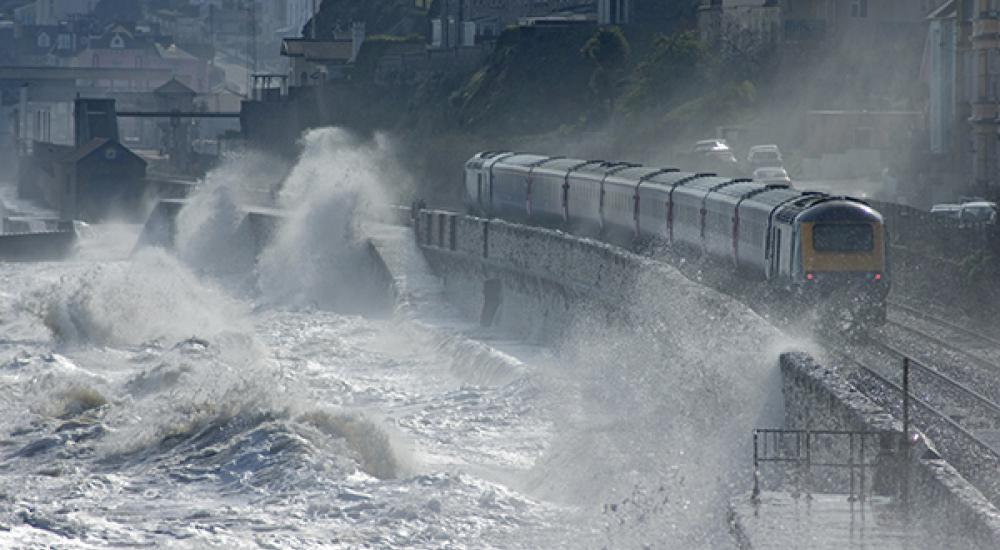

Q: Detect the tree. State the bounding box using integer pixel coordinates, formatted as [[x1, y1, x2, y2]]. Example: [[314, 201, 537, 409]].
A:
[[581, 27, 631, 116], [616, 31, 704, 118]]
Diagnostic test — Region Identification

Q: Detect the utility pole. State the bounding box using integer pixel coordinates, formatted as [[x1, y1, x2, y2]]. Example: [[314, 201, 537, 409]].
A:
[[311, 0, 317, 40]]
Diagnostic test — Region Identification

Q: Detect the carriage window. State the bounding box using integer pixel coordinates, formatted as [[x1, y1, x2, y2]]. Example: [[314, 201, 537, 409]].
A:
[[812, 223, 874, 252]]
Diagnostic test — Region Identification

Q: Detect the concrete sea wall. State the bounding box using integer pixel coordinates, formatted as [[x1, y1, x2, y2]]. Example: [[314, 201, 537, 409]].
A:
[[780, 352, 1000, 549], [0, 229, 76, 261], [407, 207, 1000, 549]]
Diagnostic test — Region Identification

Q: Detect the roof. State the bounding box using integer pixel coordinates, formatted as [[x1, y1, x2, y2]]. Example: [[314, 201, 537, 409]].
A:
[[797, 199, 882, 223], [60, 138, 146, 166], [281, 38, 353, 61], [154, 77, 196, 96]]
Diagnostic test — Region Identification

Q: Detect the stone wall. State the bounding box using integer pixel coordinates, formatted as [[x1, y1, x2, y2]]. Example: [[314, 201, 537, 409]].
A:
[[410, 206, 1000, 548], [412, 208, 649, 340], [782, 352, 1000, 549]]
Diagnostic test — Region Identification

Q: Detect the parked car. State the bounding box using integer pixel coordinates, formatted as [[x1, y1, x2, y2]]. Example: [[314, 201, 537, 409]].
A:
[[690, 139, 739, 176], [929, 203, 962, 221], [960, 201, 998, 224], [747, 144, 783, 168], [930, 202, 997, 226], [752, 166, 792, 187]]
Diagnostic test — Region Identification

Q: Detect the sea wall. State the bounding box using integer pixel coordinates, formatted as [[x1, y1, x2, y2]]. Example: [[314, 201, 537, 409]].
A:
[[0, 229, 76, 261], [406, 206, 1000, 549], [411, 208, 645, 341], [781, 352, 1000, 549]]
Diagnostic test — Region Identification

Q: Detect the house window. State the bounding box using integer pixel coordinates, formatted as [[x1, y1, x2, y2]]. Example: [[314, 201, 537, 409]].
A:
[[850, 0, 868, 18], [37, 32, 50, 48], [110, 34, 125, 49]]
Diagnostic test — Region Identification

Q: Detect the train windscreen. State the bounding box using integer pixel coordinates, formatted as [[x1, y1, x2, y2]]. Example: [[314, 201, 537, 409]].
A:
[[812, 223, 874, 253]]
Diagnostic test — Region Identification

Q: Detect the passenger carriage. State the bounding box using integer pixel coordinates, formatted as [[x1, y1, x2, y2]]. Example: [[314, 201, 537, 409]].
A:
[[464, 152, 889, 326]]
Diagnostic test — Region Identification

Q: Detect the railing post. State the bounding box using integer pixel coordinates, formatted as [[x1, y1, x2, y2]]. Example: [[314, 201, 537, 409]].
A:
[[901, 356, 911, 512], [752, 430, 761, 503], [805, 429, 812, 500], [849, 434, 857, 502], [860, 434, 866, 503]]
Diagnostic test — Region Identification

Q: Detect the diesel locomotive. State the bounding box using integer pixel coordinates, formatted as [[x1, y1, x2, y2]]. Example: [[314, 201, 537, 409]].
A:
[[464, 152, 889, 326]]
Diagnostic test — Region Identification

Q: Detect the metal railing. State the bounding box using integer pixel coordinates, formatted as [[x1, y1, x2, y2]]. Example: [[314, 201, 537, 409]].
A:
[[752, 428, 895, 503]]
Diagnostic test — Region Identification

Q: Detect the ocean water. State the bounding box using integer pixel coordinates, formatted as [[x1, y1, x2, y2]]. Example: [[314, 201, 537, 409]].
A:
[[0, 128, 790, 549]]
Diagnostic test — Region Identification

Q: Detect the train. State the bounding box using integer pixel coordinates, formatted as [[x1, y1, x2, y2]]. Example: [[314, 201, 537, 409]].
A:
[[463, 152, 890, 326]]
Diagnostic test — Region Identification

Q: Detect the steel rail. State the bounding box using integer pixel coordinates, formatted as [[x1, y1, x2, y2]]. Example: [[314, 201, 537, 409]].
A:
[[871, 339, 1000, 420], [890, 299, 1000, 350]]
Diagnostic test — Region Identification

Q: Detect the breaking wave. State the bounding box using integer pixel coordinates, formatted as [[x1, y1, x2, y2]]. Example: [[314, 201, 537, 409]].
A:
[[23, 249, 250, 347], [256, 128, 401, 312]]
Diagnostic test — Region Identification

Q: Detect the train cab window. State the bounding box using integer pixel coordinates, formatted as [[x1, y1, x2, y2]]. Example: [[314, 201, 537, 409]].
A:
[[812, 223, 873, 252]]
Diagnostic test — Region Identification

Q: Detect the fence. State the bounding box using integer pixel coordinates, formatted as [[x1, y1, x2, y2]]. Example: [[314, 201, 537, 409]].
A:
[[752, 428, 898, 502]]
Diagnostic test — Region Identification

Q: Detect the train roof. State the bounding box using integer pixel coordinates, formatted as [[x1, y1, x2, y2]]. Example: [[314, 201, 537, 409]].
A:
[[535, 158, 594, 172], [681, 175, 733, 192], [714, 182, 767, 198], [574, 161, 642, 176], [743, 188, 803, 208], [797, 198, 882, 223], [607, 166, 669, 182], [497, 153, 555, 167]]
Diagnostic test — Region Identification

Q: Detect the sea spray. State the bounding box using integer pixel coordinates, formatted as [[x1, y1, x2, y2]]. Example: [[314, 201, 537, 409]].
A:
[[174, 152, 289, 286], [25, 249, 250, 347], [257, 128, 402, 312]]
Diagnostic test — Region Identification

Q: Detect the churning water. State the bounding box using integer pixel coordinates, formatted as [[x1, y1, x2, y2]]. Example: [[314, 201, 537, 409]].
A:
[[0, 128, 789, 549]]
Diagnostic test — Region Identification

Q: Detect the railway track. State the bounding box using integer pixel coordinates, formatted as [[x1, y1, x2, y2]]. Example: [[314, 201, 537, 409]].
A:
[[888, 300, 1000, 366], [827, 342, 1000, 506]]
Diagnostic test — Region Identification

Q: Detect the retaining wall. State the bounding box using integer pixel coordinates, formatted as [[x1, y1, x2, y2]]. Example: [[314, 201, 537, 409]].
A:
[[782, 352, 1000, 549], [0, 230, 76, 261], [411, 208, 650, 340], [408, 206, 1000, 549]]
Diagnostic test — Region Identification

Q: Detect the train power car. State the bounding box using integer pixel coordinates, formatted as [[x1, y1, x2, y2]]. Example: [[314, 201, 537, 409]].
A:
[[464, 152, 889, 326]]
